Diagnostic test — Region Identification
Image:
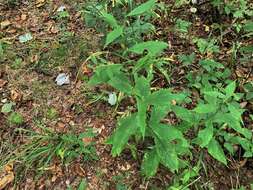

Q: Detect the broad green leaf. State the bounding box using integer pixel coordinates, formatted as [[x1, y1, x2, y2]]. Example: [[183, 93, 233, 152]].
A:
[[108, 74, 133, 94], [202, 91, 225, 99], [224, 142, 234, 154], [127, 0, 156, 17], [243, 21, 253, 32], [194, 103, 217, 114], [100, 11, 118, 28], [129, 41, 168, 55], [175, 19, 192, 33], [149, 106, 172, 126], [141, 149, 160, 177], [134, 76, 150, 98], [207, 138, 227, 165], [136, 99, 147, 137], [1, 102, 15, 113], [227, 104, 244, 121], [199, 59, 224, 71], [178, 53, 195, 65], [146, 89, 186, 106], [151, 123, 188, 147], [173, 106, 196, 124], [105, 26, 124, 47], [155, 138, 179, 171], [224, 81, 236, 98], [214, 113, 252, 139], [194, 38, 219, 54], [77, 179, 87, 190], [133, 55, 151, 72], [88, 64, 122, 85], [196, 122, 213, 148], [107, 114, 137, 156], [8, 112, 24, 125]]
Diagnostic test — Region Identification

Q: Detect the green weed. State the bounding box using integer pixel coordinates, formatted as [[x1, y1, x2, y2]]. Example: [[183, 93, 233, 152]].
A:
[[86, 0, 253, 180], [0, 123, 98, 180]]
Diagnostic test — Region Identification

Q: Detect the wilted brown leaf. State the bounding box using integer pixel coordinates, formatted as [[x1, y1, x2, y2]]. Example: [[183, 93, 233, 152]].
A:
[[0, 20, 11, 29], [0, 79, 7, 88], [36, 0, 46, 8], [0, 164, 14, 190], [11, 89, 22, 102]]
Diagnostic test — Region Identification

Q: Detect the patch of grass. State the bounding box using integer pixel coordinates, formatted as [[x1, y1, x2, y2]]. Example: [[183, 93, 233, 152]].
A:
[[0, 122, 98, 181]]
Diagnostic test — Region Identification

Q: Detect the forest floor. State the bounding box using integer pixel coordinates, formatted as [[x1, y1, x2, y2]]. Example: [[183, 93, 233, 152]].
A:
[[0, 0, 253, 190]]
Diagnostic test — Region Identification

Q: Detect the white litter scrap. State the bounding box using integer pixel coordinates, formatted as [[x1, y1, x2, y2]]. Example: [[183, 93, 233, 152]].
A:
[[108, 92, 117, 106], [55, 73, 70, 86], [57, 5, 66, 12], [19, 33, 33, 43]]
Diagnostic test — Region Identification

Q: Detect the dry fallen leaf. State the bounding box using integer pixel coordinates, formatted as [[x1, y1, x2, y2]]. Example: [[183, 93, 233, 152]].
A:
[[0, 79, 7, 88], [0, 20, 11, 29], [82, 137, 93, 145], [82, 64, 92, 75], [10, 89, 22, 102], [21, 14, 27, 21], [36, 0, 46, 8], [0, 164, 14, 190]]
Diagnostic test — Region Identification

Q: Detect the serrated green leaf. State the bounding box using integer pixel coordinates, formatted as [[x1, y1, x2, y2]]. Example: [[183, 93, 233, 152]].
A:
[[107, 114, 137, 156], [224, 81, 236, 98], [105, 26, 124, 47], [173, 106, 196, 124], [243, 21, 253, 32], [136, 99, 147, 137], [214, 113, 252, 139], [194, 103, 217, 114], [155, 138, 179, 172], [199, 59, 224, 71], [129, 41, 168, 55], [151, 123, 188, 147], [88, 64, 123, 86], [146, 89, 186, 106], [141, 149, 160, 177], [149, 105, 171, 125], [178, 53, 195, 65], [207, 138, 227, 165], [202, 91, 225, 99], [100, 11, 118, 28], [108, 74, 133, 94], [134, 76, 150, 98], [127, 0, 156, 17], [196, 122, 213, 148]]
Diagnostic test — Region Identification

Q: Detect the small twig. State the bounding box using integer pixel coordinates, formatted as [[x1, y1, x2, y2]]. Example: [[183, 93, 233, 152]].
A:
[[182, 176, 201, 190]]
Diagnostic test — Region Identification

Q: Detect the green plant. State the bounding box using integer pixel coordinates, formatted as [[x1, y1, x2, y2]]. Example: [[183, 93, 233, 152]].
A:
[[83, 0, 158, 48], [211, 0, 253, 18], [85, 1, 187, 176], [8, 112, 24, 125], [167, 164, 200, 190], [0, 123, 98, 178], [1, 102, 24, 125], [86, 0, 253, 180], [175, 19, 192, 33], [193, 38, 220, 55]]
